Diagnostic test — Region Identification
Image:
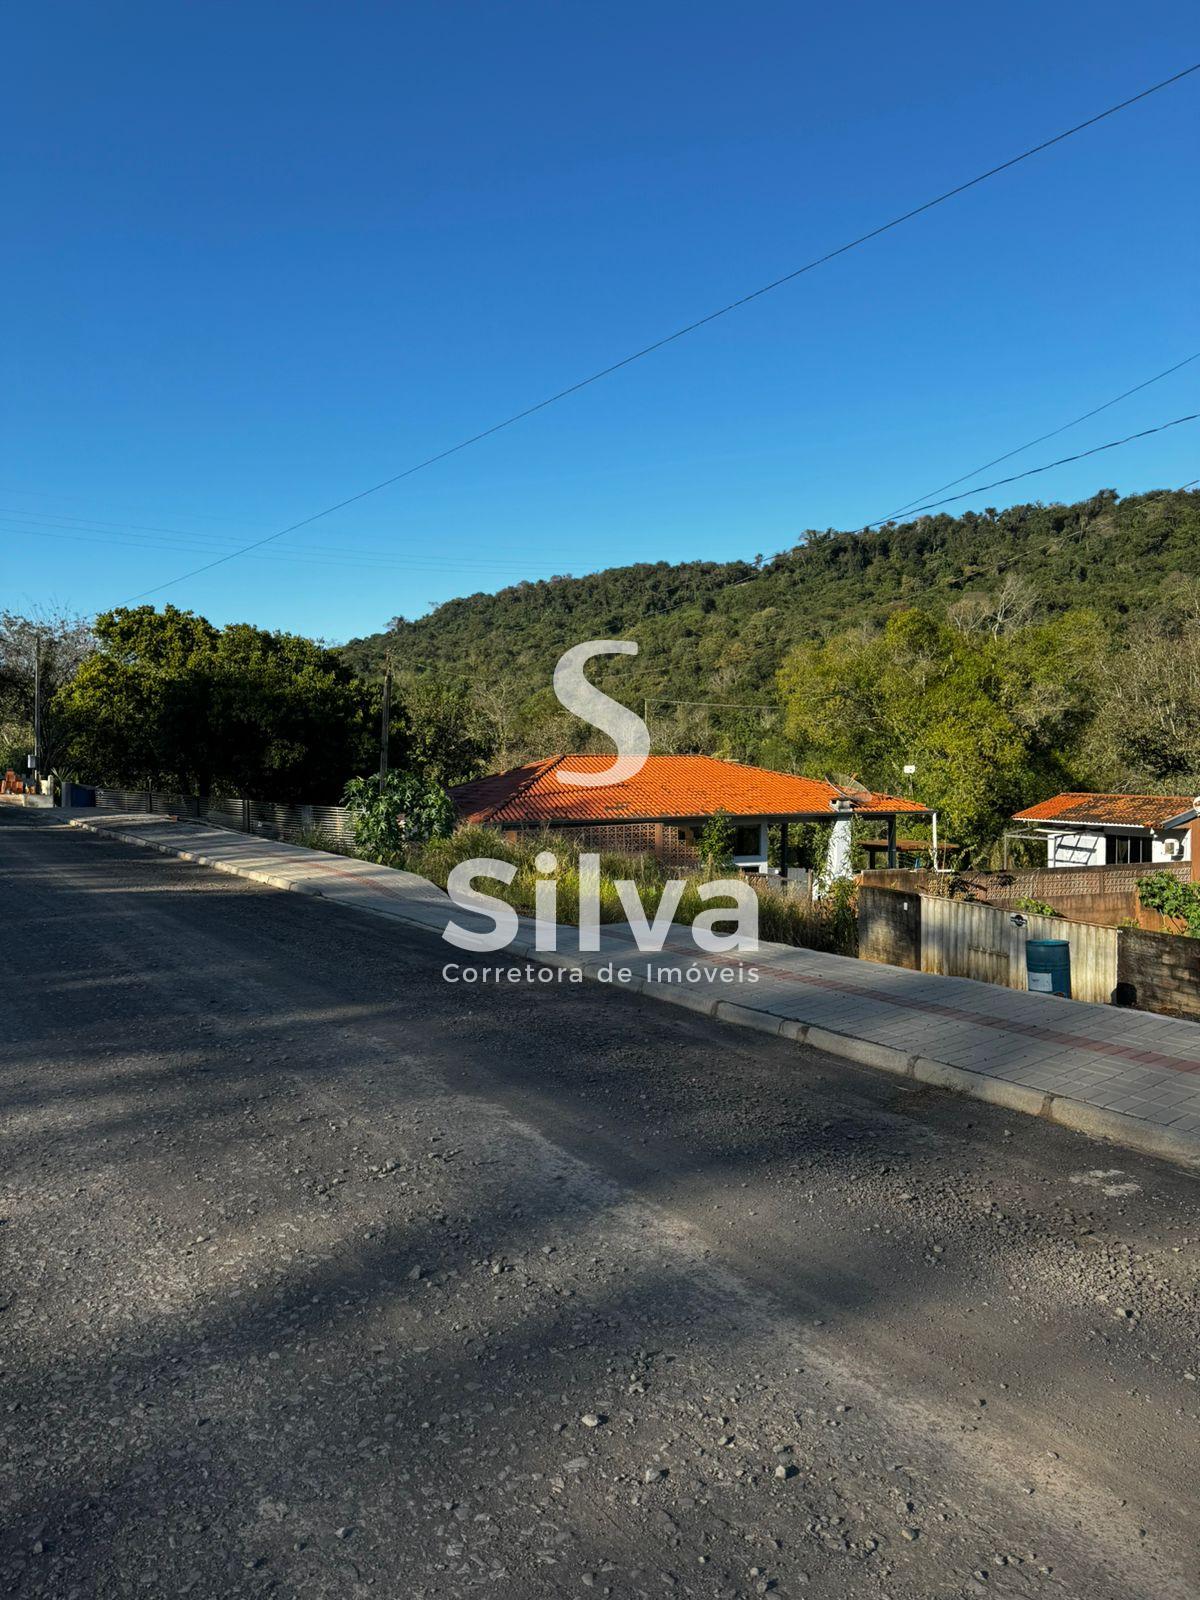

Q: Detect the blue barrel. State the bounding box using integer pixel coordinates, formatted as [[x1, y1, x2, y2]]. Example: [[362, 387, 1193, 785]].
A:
[[1026, 938, 1071, 998]]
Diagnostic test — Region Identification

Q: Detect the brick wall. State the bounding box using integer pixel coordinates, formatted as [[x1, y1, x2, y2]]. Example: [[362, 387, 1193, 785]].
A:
[[1116, 929, 1200, 1020], [857, 886, 921, 970], [547, 821, 701, 870]]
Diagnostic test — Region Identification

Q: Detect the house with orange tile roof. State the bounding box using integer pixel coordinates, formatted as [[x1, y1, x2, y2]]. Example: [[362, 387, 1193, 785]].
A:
[[1012, 792, 1200, 869], [450, 754, 931, 875]]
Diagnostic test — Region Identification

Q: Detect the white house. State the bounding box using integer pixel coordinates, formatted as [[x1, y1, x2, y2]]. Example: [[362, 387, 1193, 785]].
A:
[[1011, 792, 1200, 868]]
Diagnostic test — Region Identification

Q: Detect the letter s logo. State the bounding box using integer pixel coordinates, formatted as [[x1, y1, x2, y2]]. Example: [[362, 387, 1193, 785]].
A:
[[552, 640, 650, 787]]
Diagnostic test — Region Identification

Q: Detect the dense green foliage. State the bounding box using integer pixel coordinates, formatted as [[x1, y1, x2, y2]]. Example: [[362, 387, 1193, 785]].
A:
[[1137, 872, 1200, 937], [50, 607, 493, 799], [778, 608, 1102, 855], [12, 487, 1197, 862], [344, 487, 1200, 712], [55, 606, 372, 800], [342, 771, 456, 855], [342, 488, 1200, 859]]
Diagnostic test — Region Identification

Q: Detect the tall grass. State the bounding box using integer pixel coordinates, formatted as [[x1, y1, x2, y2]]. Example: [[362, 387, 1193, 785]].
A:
[[290, 826, 358, 857], [391, 826, 857, 957]]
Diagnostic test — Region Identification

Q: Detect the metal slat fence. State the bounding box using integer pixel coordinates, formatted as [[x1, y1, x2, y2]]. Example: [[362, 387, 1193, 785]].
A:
[[94, 789, 356, 849], [919, 894, 1118, 1004]]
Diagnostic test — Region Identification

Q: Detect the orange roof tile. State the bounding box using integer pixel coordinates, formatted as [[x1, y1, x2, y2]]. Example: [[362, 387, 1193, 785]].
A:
[[451, 754, 930, 827], [1013, 792, 1198, 828]]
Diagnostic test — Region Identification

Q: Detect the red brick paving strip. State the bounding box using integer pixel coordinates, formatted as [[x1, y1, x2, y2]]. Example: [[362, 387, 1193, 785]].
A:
[[651, 941, 1200, 1077]]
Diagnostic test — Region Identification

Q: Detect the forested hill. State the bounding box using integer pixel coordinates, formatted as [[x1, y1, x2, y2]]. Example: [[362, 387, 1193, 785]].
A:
[[342, 488, 1200, 703]]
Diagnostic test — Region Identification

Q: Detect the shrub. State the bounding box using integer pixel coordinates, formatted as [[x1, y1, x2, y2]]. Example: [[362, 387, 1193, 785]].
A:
[[425, 827, 856, 953], [1014, 896, 1059, 918], [291, 826, 355, 857], [1137, 871, 1200, 937], [342, 770, 456, 857]]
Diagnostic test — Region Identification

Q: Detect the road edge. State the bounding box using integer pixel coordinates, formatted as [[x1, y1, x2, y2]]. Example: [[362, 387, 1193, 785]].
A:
[[65, 816, 1200, 1172]]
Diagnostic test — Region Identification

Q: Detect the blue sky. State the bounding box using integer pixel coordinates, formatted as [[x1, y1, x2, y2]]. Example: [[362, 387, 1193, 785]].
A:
[[4, 3, 1197, 642]]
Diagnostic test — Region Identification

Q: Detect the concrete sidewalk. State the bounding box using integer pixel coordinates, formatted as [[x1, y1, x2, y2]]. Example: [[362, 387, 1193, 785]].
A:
[[62, 810, 1200, 1168]]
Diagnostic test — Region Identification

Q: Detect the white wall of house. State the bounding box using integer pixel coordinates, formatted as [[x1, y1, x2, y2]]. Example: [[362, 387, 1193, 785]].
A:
[[1043, 827, 1190, 867], [1152, 829, 1190, 863]]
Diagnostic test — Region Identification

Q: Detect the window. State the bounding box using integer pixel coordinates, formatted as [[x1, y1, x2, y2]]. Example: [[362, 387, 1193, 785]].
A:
[[1106, 833, 1152, 865], [732, 825, 762, 858]]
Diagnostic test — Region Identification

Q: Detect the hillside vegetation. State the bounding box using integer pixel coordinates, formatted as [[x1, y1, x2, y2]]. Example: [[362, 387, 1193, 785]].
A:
[[344, 488, 1200, 704], [12, 489, 1193, 864], [340, 488, 1200, 859]]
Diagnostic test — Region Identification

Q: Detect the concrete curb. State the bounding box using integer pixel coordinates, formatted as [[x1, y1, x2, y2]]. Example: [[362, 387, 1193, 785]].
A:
[[68, 816, 1200, 1172], [643, 980, 1200, 1170]]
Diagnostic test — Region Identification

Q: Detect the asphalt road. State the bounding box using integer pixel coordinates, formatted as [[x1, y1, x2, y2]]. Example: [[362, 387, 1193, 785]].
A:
[[2, 816, 1199, 1600]]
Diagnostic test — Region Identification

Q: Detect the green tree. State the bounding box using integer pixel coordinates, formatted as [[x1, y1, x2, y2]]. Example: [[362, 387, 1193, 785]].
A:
[[698, 808, 735, 872], [1137, 872, 1200, 937], [208, 623, 374, 798], [55, 605, 372, 800], [777, 608, 1103, 860], [1084, 625, 1200, 791], [0, 608, 95, 774], [389, 674, 495, 786]]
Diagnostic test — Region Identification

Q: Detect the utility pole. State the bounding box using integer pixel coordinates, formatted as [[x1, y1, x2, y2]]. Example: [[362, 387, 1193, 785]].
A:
[[378, 656, 392, 795], [32, 632, 42, 785]]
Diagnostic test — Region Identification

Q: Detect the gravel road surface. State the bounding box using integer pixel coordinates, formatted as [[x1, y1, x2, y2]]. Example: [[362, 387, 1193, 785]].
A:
[[2, 817, 1198, 1600]]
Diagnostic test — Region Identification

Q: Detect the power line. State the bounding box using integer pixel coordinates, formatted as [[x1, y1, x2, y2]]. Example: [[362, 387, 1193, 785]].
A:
[[121, 61, 1200, 605], [862, 412, 1199, 527], [19, 348, 1198, 579], [0, 510, 550, 575], [887, 350, 1200, 516], [1, 521, 559, 577]]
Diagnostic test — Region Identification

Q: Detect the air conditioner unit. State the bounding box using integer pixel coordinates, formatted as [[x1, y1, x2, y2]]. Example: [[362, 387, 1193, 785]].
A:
[[1163, 838, 1183, 859]]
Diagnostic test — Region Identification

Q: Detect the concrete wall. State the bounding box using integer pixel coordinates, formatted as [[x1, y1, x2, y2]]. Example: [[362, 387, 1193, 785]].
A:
[[858, 886, 921, 969], [1116, 930, 1200, 1021]]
